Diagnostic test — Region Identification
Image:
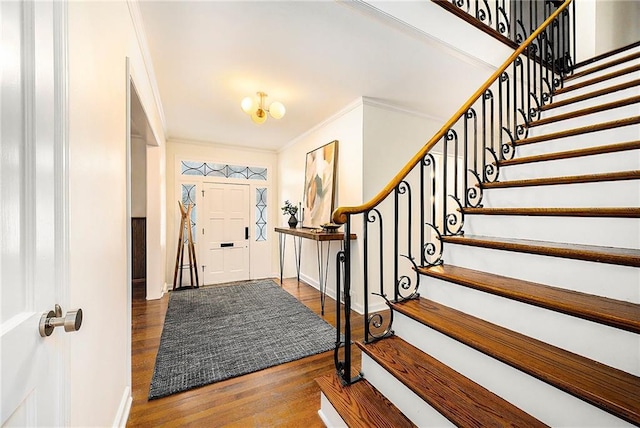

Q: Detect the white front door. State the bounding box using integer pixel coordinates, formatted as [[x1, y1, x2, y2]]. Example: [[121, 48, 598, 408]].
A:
[[201, 183, 250, 284], [1, 1, 67, 425]]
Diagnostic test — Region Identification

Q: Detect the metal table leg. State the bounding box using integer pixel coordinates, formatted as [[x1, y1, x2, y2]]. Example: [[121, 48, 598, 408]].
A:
[[278, 232, 285, 285], [293, 235, 302, 283], [317, 240, 333, 315]]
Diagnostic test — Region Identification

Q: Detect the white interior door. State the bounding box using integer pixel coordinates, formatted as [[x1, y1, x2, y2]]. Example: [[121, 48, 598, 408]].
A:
[[1, 1, 66, 425], [201, 183, 250, 284]]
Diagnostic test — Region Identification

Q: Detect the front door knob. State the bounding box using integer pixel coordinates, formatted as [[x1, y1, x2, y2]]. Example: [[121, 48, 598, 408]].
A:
[[39, 304, 83, 337]]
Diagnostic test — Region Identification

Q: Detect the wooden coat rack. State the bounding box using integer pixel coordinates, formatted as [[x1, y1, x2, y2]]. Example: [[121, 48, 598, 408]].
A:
[[172, 201, 199, 290]]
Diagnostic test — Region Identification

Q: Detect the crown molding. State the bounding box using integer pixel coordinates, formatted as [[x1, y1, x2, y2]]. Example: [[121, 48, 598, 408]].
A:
[[361, 96, 446, 123]]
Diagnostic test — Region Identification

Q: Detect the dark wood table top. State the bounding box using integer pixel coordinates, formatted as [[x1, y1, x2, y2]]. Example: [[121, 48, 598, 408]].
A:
[[275, 227, 356, 241]]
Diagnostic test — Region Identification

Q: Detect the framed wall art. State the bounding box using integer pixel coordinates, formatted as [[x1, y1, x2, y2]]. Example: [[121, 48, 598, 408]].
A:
[[302, 140, 338, 228]]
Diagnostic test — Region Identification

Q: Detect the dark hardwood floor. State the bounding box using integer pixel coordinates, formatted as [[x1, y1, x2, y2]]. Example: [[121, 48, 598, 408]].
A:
[[127, 278, 369, 427]]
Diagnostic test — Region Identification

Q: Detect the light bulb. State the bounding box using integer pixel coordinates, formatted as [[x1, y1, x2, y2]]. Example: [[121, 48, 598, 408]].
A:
[[241, 96, 255, 114], [269, 101, 286, 119], [251, 108, 267, 124]]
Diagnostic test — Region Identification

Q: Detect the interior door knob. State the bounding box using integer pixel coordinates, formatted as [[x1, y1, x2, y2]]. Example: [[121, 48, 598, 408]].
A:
[[39, 304, 83, 337]]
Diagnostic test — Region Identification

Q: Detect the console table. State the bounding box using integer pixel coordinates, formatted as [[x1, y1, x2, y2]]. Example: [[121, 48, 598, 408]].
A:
[[275, 227, 356, 314]]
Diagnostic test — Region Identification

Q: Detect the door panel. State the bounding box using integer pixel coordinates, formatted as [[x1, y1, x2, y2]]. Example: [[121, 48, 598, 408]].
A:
[[202, 183, 250, 284], [1, 1, 64, 425]]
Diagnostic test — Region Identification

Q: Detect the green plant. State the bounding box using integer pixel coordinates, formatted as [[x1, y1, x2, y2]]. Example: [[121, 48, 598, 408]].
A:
[[281, 200, 298, 216]]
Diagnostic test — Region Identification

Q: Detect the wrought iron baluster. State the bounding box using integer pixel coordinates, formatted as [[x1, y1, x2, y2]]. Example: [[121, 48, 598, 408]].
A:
[[363, 211, 369, 342], [485, 89, 495, 176], [334, 249, 344, 379], [343, 218, 356, 383], [571, 1, 576, 75], [496, 0, 509, 36], [394, 186, 400, 301], [442, 134, 448, 234], [420, 158, 425, 266], [452, 130, 460, 203]]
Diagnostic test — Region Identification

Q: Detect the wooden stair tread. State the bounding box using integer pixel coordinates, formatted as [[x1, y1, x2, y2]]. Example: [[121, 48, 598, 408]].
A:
[[416, 264, 640, 333], [390, 298, 640, 425], [462, 206, 640, 218], [481, 170, 640, 189], [565, 51, 640, 82], [528, 96, 640, 128], [441, 234, 640, 267], [498, 140, 640, 166], [540, 79, 640, 111], [572, 41, 640, 70], [557, 64, 640, 95], [515, 116, 640, 146], [358, 336, 547, 427], [315, 374, 415, 428]]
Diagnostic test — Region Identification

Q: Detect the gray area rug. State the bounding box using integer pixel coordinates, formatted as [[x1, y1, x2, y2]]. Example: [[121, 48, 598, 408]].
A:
[[148, 279, 338, 399]]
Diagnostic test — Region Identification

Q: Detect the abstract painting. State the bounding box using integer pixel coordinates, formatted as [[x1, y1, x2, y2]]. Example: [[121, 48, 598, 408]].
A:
[[302, 140, 338, 228]]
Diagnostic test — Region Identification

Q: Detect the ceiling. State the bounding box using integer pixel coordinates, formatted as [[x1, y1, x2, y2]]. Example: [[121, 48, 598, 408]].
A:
[[137, 1, 487, 151]]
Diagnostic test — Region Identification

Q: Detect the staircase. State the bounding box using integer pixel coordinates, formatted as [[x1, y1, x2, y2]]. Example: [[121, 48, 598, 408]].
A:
[[316, 31, 640, 428]]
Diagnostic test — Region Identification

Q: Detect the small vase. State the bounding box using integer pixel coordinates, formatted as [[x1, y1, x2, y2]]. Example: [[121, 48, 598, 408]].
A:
[[288, 215, 298, 228]]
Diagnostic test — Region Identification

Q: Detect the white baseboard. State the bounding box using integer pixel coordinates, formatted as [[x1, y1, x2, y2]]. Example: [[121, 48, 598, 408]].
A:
[[112, 386, 132, 428]]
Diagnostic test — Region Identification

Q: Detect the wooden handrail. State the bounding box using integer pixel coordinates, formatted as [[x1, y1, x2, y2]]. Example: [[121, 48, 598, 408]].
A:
[[332, 0, 573, 225]]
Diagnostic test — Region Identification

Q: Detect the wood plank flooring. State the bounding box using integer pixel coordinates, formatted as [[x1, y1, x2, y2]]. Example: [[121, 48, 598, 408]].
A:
[[127, 278, 368, 427]]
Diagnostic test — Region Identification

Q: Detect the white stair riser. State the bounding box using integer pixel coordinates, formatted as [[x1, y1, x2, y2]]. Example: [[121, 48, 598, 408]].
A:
[[360, 354, 454, 427], [463, 213, 640, 248], [420, 275, 640, 374], [542, 86, 639, 116], [318, 394, 348, 428], [441, 244, 640, 303], [392, 312, 634, 427], [529, 103, 640, 136], [481, 179, 640, 208], [555, 69, 640, 101], [565, 53, 640, 86], [574, 46, 640, 68], [499, 149, 640, 181], [514, 124, 640, 156]]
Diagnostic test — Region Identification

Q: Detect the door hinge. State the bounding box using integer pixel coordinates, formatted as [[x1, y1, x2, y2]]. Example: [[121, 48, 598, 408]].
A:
[[202, 190, 205, 197], [202, 228, 205, 235], [202, 265, 205, 273]]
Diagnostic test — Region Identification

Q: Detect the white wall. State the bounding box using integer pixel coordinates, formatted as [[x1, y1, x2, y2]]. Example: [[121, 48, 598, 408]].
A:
[[67, 1, 166, 426], [146, 144, 166, 300], [131, 137, 147, 217], [362, 100, 444, 200], [166, 139, 278, 287], [277, 99, 364, 309], [595, 0, 640, 56]]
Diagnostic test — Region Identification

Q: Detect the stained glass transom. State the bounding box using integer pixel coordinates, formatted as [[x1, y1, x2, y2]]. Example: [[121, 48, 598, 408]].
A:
[[181, 161, 267, 181], [255, 188, 267, 242], [181, 184, 197, 243]]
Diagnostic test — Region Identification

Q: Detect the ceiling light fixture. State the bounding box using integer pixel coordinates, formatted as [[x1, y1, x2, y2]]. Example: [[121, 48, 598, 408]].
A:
[[240, 91, 285, 124]]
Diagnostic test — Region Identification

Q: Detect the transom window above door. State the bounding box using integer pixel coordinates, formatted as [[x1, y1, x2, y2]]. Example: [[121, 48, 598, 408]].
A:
[[181, 161, 267, 181]]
